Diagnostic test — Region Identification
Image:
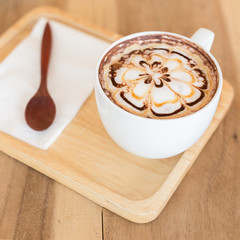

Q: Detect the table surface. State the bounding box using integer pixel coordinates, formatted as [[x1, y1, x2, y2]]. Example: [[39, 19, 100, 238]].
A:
[[0, 0, 239, 239]]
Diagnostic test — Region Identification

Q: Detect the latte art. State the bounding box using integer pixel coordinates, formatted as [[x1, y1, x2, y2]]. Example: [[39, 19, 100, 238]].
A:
[[99, 34, 218, 118]]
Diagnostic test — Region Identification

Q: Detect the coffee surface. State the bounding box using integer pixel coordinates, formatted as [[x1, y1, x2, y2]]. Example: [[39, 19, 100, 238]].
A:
[[99, 34, 219, 118]]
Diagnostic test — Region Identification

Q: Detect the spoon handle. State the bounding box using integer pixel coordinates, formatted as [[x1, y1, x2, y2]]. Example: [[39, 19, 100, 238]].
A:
[[39, 22, 52, 94]]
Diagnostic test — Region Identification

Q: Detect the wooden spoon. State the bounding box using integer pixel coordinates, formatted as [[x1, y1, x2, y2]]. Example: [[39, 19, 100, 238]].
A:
[[25, 22, 56, 131]]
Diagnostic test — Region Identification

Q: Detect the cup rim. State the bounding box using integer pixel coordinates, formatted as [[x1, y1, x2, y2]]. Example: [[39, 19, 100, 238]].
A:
[[96, 30, 223, 122]]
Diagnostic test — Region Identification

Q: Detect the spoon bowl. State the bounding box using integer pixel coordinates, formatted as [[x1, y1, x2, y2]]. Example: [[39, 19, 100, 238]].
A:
[[25, 93, 56, 131]]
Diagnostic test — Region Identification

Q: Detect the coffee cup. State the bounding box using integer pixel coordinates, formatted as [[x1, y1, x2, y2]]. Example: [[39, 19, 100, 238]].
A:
[[95, 29, 222, 159]]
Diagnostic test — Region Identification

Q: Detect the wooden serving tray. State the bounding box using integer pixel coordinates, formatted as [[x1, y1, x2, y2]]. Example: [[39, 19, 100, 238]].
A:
[[0, 7, 234, 223]]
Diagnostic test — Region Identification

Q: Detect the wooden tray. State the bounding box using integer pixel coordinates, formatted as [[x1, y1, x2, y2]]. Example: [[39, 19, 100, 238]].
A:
[[0, 7, 234, 223]]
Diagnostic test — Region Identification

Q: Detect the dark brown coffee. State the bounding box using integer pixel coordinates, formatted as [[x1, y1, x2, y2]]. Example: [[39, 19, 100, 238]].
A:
[[98, 34, 219, 119]]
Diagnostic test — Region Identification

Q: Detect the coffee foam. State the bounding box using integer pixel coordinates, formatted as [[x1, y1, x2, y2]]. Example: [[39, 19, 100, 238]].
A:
[[99, 34, 219, 119]]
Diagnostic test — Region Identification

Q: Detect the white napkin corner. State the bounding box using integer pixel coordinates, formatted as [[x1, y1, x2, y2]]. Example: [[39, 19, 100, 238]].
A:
[[0, 18, 110, 149]]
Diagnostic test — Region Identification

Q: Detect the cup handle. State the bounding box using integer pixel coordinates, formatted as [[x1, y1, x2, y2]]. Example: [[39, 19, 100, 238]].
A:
[[190, 28, 215, 52]]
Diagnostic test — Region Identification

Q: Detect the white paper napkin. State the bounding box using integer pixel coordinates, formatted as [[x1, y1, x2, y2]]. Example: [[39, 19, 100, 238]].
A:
[[0, 18, 110, 149]]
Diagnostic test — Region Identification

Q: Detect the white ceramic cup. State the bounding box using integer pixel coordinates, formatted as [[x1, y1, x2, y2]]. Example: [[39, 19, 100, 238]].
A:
[[95, 29, 223, 159]]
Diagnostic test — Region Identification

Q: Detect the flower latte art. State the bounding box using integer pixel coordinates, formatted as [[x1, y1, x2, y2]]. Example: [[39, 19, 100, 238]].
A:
[[99, 34, 218, 118]]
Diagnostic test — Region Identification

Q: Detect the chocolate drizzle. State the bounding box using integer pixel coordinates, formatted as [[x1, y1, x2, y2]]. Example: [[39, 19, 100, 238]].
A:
[[161, 73, 171, 82], [162, 76, 171, 82], [161, 67, 168, 73], [119, 48, 169, 65], [144, 75, 152, 84], [194, 68, 208, 89], [109, 63, 125, 88], [120, 49, 144, 63], [153, 47, 170, 52], [139, 73, 152, 84], [152, 61, 161, 68], [120, 91, 147, 111], [154, 79, 163, 88], [186, 89, 205, 106], [139, 60, 150, 68], [151, 105, 185, 117], [171, 51, 197, 67]]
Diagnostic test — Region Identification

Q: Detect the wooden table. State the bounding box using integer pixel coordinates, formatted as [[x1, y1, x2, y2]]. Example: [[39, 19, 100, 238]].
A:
[[0, 0, 239, 239]]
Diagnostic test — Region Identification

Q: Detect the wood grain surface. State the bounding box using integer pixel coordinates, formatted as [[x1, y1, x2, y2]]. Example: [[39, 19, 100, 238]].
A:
[[0, 7, 233, 224], [0, 0, 239, 239]]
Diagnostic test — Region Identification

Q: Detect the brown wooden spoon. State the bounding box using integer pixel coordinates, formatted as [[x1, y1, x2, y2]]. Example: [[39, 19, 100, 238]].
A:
[[25, 22, 56, 131]]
